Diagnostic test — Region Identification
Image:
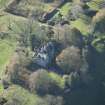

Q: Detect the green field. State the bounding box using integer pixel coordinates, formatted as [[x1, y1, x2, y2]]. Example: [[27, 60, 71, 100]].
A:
[[0, 39, 16, 76], [0, 83, 4, 92], [71, 18, 90, 36], [0, 0, 11, 9], [60, 2, 72, 16], [0, 13, 27, 77]]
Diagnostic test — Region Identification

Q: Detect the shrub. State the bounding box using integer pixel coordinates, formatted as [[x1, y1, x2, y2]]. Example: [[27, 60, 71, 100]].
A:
[[30, 26, 55, 51], [56, 46, 82, 74], [49, 72, 65, 89], [55, 27, 83, 48], [92, 9, 105, 33], [0, 97, 7, 105], [65, 72, 80, 89], [44, 95, 64, 105], [68, 4, 84, 20], [1, 85, 43, 105], [91, 9, 105, 53], [36, 95, 64, 105], [29, 70, 64, 94], [63, 27, 83, 48]]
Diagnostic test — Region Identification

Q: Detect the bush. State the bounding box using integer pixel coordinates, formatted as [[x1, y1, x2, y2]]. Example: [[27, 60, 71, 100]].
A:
[[56, 46, 82, 74], [29, 69, 64, 94], [92, 9, 105, 33], [68, 4, 84, 20], [30, 26, 55, 51], [6, 62, 31, 88], [0, 97, 7, 105], [55, 27, 83, 48], [44, 95, 64, 105], [65, 72, 80, 89], [36, 95, 64, 105], [49, 72, 65, 89], [1, 85, 43, 105], [64, 27, 83, 48], [91, 9, 105, 53], [92, 37, 105, 53]]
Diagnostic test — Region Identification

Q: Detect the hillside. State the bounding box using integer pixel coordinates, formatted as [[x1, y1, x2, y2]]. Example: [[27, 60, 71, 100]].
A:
[[0, 0, 105, 105]]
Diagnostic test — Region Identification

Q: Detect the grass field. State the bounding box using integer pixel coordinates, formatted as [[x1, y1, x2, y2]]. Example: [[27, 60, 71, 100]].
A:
[[0, 13, 27, 77], [71, 18, 90, 36], [0, 39, 16, 76], [60, 2, 72, 16]]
